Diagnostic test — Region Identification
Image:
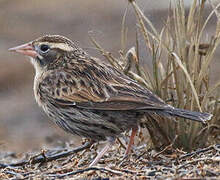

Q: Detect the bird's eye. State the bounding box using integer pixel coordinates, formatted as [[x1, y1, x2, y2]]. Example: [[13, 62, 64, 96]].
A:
[[39, 44, 50, 53]]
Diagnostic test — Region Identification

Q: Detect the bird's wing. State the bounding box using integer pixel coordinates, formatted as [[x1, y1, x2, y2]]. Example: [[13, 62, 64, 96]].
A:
[[40, 63, 169, 111]]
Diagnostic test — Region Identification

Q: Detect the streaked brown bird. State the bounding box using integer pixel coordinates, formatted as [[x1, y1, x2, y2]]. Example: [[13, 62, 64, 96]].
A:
[[9, 35, 212, 166]]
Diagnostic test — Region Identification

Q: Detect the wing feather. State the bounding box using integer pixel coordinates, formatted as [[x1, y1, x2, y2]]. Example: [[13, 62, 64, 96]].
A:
[[40, 62, 168, 111]]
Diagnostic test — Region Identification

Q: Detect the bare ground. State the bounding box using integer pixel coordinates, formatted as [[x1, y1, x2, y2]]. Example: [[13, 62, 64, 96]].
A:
[[0, 140, 219, 179]]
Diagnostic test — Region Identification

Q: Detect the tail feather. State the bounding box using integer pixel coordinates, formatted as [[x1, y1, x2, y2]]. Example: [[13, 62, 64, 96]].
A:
[[164, 108, 213, 123]]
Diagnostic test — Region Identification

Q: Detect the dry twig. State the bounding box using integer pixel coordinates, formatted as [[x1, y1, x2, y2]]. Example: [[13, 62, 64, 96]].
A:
[[0, 141, 92, 168]]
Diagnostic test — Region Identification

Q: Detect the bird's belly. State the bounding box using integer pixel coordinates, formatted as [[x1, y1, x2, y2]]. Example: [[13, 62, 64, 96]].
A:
[[44, 106, 141, 141]]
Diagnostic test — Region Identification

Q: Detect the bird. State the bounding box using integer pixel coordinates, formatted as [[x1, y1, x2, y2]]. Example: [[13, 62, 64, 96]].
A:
[[9, 35, 212, 166]]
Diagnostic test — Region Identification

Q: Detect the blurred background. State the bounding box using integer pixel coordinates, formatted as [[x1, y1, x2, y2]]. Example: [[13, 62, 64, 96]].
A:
[[0, 0, 219, 152]]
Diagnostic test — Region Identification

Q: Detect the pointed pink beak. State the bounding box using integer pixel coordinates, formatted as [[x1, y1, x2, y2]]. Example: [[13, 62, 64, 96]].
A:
[[9, 42, 37, 58]]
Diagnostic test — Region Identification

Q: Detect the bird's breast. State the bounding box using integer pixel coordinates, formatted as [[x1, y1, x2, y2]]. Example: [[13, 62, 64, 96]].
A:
[[33, 72, 46, 108]]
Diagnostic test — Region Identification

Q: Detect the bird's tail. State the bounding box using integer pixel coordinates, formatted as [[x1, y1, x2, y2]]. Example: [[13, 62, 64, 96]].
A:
[[164, 108, 213, 123]]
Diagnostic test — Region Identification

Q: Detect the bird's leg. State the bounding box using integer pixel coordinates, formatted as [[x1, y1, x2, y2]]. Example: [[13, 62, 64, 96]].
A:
[[89, 137, 115, 167], [124, 127, 138, 156]]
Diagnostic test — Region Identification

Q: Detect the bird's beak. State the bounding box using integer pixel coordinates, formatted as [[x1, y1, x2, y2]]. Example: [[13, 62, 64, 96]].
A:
[[8, 42, 37, 58]]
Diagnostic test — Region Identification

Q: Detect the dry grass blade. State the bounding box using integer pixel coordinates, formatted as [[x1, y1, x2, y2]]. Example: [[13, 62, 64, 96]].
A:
[[121, 4, 128, 56], [127, 71, 152, 90], [123, 47, 136, 73], [88, 33, 122, 69], [130, 0, 159, 38], [130, 1, 152, 51], [172, 52, 202, 111], [197, 2, 220, 86]]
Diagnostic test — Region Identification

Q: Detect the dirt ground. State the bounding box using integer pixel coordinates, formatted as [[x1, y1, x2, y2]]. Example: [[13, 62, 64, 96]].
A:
[[0, 0, 219, 179], [0, 140, 219, 179]]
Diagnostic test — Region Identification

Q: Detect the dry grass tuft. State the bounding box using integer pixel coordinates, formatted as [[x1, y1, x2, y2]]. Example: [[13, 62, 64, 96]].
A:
[[90, 0, 220, 151]]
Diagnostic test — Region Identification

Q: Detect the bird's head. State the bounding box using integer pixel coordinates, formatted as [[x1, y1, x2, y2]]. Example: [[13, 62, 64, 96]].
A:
[[9, 35, 82, 73]]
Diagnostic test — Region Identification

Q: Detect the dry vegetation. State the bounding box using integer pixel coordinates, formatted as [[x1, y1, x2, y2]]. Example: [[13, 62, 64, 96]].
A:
[[115, 0, 220, 152], [0, 0, 220, 179]]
